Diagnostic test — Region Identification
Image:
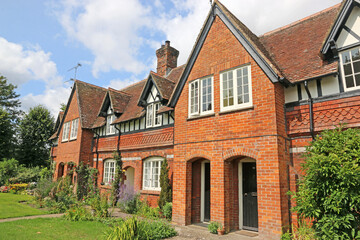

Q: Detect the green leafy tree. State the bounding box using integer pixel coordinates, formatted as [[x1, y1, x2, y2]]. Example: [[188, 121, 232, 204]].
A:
[[293, 126, 360, 239], [0, 108, 14, 160], [158, 158, 172, 209], [18, 105, 55, 167], [60, 103, 66, 111], [0, 76, 21, 121]]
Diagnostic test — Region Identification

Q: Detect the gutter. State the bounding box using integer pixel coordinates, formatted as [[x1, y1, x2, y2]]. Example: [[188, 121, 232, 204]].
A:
[[304, 81, 315, 140]]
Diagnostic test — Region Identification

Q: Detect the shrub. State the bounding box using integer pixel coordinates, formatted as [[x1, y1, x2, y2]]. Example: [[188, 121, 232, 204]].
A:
[[105, 217, 177, 240], [137, 201, 160, 220], [293, 126, 360, 239], [158, 158, 172, 209], [0, 158, 19, 185], [9, 166, 41, 184], [162, 202, 172, 220], [34, 176, 57, 200], [0, 185, 9, 193], [89, 194, 109, 218], [208, 221, 221, 234], [75, 162, 98, 201], [64, 204, 93, 221], [118, 185, 140, 214], [111, 152, 123, 206]]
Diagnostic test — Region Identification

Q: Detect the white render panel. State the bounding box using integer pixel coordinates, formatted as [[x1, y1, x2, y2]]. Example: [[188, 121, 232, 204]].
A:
[[337, 7, 360, 48], [301, 80, 317, 100], [284, 85, 298, 103], [321, 75, 340, 96], [147, 85, 160, 103]]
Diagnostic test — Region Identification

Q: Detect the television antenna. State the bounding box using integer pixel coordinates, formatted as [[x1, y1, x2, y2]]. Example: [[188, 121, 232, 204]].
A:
[[67, 63, 82, 80]]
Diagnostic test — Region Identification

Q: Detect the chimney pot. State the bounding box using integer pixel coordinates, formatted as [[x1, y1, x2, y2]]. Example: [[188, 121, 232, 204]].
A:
[[165, 40, 170, 46]]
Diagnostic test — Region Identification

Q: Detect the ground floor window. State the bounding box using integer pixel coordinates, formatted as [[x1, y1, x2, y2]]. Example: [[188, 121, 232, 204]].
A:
[[103, 159, 116, 185], [143, 157, 163, 190]]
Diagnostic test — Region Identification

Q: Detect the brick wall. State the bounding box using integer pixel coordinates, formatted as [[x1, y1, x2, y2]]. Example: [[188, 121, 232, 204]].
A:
[[172, 16, 290, 239]]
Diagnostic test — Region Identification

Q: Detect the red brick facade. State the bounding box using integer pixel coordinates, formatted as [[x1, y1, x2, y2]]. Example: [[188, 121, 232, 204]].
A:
[[50, 1, 360, 239]]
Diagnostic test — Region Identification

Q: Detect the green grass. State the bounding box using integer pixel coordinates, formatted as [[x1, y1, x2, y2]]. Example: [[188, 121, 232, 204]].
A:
[[0, 218, 109, 240], [0, 193, 46, 219]]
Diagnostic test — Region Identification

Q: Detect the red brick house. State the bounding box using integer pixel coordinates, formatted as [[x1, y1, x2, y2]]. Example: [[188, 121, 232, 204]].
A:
[[50, 0, 360, 238]]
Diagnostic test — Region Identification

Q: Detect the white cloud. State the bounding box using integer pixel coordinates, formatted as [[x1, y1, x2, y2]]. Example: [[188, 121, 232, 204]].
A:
[[0, 37, 62, 87], [22, 86, 72, 117], [56, 0, 153, 77]]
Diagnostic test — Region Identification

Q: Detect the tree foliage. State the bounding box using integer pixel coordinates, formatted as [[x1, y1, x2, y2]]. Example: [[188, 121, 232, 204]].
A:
[[112, 151, 123, 206], [0, 108, 14, 160], [293, 126, 360, 239], [0, 76, 21, 121], [158, 158, 172, 209], [18, 105, 55, 167]]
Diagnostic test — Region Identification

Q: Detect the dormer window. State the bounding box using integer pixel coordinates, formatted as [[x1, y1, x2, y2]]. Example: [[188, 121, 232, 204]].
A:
[[146, 102, 162, 128], [106, 107, 116, 135], [340, 47, 360, 91]]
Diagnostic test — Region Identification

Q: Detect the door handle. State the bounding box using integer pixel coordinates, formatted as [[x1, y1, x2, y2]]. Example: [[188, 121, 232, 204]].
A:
[[244, 193, 248, 197]]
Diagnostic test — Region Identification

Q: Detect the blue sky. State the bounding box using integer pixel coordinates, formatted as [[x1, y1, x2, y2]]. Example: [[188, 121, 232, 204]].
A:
[[0, 0, 340, 116]]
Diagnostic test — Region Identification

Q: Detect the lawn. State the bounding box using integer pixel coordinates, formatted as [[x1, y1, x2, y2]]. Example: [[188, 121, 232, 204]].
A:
[[0, 193, 46, 219], [0, 218, 109, 240]]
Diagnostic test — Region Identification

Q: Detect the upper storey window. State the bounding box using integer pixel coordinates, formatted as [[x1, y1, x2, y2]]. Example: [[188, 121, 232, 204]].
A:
[[70, 118, 79, 140], [106, 107, 116, 135], [146, 102, 162, 128], [220, 65, 252, 112], [188, 76, 213, 117], [62, 121, 70, 142], [340, 47, 360, 91]]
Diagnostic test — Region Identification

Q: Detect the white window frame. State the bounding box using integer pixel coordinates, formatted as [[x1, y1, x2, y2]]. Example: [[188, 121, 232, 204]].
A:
[[188, 76, 214, 117], [220, 65, 252, 112], [339, 46, 360, 91], [69, 118, 79, 140], [146, 102, 162, 128], [106, 115, 116, 135], [62, 121, 70, 142], [103, 159, 116, 185], [142, 157, 163, 191]]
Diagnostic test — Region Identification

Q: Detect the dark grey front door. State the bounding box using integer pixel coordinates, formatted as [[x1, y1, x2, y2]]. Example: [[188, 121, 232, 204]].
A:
[[204, 162, 211, 222], [242, 162, 258, 231]]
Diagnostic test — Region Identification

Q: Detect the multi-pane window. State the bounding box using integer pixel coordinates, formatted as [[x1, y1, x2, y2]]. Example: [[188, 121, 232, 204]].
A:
[[143, 158, 162, 190], [146, 103, 162, 128], [188, 77, 213, 117], [70, 118, 79, 140], [340, 47, 360, 90], [106, 115, 116, 135], [103, 159, 116, 185], [146, 104, 153, 127], [220, 65, 252, 111], [62, 121, 70, 141]]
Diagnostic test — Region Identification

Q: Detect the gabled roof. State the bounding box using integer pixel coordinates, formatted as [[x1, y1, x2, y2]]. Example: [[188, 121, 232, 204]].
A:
[[49, 111, 64, 140], [112, 80, 147, 124], [76, 80, 107, 129], [109, 88, 131, 114], [321, 0, 358, 56], [169, 0, 283, 107], [260, 3, 342, 83]]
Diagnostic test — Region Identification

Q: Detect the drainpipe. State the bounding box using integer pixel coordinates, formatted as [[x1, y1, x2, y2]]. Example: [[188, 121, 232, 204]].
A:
[[114, 124, 122, 157], [304, 81, 315, 140], [93, 131, 100, 186]]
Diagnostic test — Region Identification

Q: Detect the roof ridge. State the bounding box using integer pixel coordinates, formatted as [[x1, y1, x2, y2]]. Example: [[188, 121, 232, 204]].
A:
[[75, 79, 107, 91], [261, 2, 341, 37], [119, 79, 147, 92], [108, 87, 132, 96], [151, 71, 176, 84]]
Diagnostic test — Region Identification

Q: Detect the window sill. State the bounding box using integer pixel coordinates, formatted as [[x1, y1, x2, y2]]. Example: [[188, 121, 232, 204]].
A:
[[61, 139, 69, 143], [219, 105, 254, 115], [187, 113, 215, 121], [140, 189, 161, 195], [69, 138, 77, 142]]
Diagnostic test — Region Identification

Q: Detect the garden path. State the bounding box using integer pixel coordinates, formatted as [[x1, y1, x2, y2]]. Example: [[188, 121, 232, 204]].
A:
[[0, 213, 64, 223]]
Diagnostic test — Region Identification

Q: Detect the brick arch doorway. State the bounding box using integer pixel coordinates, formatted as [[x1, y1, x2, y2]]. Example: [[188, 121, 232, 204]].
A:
[[58, 162, 65, 179], [191, 158, 211, 223], [124, 167, 135, 192]]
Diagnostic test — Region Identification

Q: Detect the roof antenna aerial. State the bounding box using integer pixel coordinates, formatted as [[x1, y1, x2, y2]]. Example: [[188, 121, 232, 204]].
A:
[[67, 63, 82, 81]]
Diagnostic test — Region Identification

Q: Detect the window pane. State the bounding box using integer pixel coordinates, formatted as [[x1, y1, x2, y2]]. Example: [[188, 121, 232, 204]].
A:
[[201, 78, 212, 112], [342, 51, 351, 64], [344, 64, 353, 75], [353, 61, 360, 74], [355, 74, 360, 86], [244, 94, 249, 103], [351, 48, 360, 61], [346, 76, 355, 88]]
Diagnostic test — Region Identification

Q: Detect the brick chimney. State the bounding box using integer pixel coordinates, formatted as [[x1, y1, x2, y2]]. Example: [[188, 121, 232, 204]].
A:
[[156, 40, 179, 76]]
